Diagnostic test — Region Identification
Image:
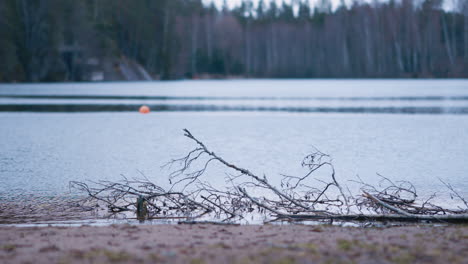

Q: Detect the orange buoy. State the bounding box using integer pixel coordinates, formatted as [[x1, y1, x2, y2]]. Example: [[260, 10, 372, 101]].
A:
[[139, 105, 150, 114]]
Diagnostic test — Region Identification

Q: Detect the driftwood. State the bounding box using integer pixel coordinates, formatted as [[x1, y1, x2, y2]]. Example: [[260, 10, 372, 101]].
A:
[[275, 214, 468, 224], [70, 129, 468, 224]]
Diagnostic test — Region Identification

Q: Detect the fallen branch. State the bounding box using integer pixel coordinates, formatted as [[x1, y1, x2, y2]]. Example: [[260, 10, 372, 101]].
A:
[[70, 129, 468, 224], [275, 213, 468, 224], [362, 191, 413, 217]]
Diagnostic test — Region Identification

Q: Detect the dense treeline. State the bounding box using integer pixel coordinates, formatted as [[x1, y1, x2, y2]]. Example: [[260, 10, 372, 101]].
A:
[[1, 0, 467, 82]]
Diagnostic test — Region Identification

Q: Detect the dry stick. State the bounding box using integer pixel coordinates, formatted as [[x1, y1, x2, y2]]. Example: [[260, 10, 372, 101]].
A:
[[439, 178, 468, 209], [147, 192, 213, 212], [329, 165, 350, 214], [70, 181, 131, 212], [275, 213, 468, 223], [245, 189, 468, 223], [238, 187, 286, 216], [178, 220, 240, 226], [362, 191, 413, 217], [201, 195, 237, 218], [183, 129, 314, 212], [361, 191, 468, 223]]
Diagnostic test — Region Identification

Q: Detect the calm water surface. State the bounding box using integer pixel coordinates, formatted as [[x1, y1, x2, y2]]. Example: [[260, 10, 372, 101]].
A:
[[1, 80, 467, 204]]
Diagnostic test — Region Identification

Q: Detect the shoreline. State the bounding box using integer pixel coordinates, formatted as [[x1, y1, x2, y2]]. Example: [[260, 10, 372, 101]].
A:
[[1, 224, 467, 264]]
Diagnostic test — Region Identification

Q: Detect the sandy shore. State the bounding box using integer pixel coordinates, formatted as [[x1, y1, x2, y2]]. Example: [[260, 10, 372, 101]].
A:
[[0, 224, 467, 264]]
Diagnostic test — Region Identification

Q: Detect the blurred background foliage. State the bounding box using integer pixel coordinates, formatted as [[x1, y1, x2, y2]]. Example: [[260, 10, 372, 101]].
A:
[[0, 0, 467, 82]]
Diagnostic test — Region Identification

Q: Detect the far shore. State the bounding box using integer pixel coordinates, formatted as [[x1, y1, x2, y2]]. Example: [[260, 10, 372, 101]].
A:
[[1, 224, 467, 264]]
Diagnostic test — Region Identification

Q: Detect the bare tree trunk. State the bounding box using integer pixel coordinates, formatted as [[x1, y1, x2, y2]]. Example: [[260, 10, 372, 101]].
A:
[[450, 10, 457, 61], [392, 31, 404, 74], [17, 0, 51, 82], [270, 25, 278, 75], [205, 15, 213, 60], [364, 16, 373, 76], [191, 14, 199, 76], [244, 21, 252, 77], [465, 8, 468, 64], [442, 15, 455, 67], [19, 0, 33, 81], [161, 2, 172, 80]]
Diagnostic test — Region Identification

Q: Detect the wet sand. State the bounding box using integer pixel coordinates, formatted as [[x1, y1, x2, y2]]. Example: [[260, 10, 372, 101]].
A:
[[0, 197, 95, 225], [0, 224, 467, 264]]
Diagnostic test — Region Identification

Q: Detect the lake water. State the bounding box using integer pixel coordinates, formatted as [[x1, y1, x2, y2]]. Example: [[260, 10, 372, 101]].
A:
[[1, 80, 467, 206]]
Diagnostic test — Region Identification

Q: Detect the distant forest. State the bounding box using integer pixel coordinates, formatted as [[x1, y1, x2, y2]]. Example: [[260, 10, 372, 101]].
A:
[[1, 0, 468, 82]]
